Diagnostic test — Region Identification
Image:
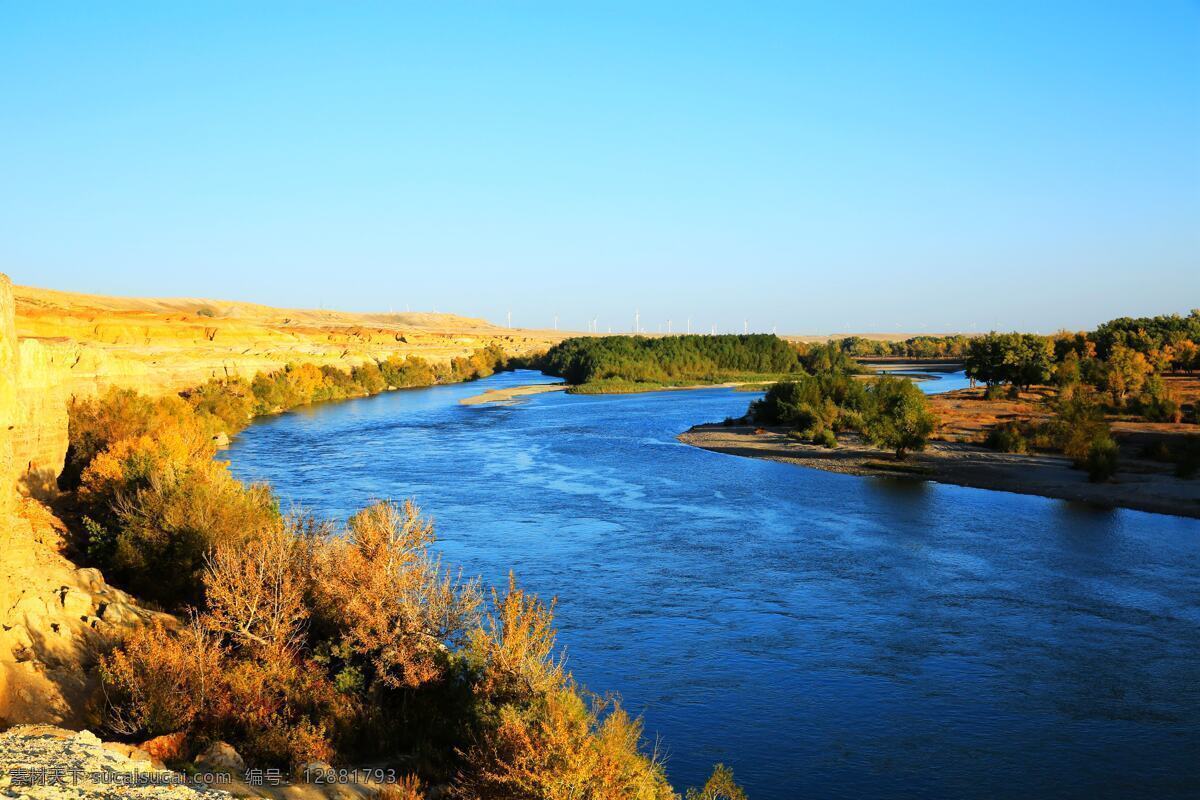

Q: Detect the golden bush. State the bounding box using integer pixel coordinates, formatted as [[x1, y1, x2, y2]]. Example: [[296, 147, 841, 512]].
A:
[[98, 618, 225, 739], [315, 500, 481, 690], [454, 577, 675, 800]]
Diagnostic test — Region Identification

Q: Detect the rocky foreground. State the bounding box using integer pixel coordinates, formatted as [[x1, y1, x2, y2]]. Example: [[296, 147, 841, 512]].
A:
[[0, 727, 227, 800]]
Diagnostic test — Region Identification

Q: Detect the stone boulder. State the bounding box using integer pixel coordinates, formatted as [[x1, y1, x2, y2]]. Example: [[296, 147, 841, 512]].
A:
[[196, 740, 246, 776]]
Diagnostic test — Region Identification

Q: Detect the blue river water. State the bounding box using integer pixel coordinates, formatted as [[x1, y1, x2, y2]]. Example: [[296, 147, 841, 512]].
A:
[[226, 370, 1200, 799]]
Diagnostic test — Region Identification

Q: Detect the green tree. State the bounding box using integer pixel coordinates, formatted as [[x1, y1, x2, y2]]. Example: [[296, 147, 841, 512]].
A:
[[864, 376, 938, 459], [1004, 333, 1053, 390], [965, 332, 1052, 390], [1104, 345, 1152, 405], [964, 333, 1007, 388]]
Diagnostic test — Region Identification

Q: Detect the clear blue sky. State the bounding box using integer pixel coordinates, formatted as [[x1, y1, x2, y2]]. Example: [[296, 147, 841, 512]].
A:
[[2, 2, 1197, 334]]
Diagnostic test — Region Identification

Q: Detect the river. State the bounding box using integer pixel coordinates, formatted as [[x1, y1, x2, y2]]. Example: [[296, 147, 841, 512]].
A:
[[226, 370, 1200, 799]]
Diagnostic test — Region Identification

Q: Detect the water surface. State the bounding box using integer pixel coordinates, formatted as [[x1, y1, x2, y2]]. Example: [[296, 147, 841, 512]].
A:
[[227, 370, 1200, 799]]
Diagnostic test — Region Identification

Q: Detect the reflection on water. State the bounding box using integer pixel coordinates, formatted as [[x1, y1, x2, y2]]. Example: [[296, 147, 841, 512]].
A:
[[227, 371, 1200, 799]]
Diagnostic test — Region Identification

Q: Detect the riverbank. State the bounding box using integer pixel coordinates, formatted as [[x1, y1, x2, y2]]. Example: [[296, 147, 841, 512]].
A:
[[679, 424, 1200, 519]]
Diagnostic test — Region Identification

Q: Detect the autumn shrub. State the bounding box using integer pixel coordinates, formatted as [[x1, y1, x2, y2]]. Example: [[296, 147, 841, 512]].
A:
[[101, 521, 350, 767], [454, 577, 675, 800], [985, 422, 1028, 454], [251, 370, 302, 413], [80, 434, 279, 607], [381, 355, 438, 388], [183, 378, 256, 433], [213, 651, 342, 766], [378, 775, 426, 800], [63, 389, 201, 487], [352, 362, 388, 394], [686, 764, 747, 800], [321, 364, 363, 399], [314, 501, 481, 692], [98, 619, 225, 739]]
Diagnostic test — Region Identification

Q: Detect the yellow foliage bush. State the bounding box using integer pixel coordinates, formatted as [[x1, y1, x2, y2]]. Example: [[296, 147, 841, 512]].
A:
[[315, 500, 481, 690], [454, 577, 675, 800], [98, 619, 225, 738]]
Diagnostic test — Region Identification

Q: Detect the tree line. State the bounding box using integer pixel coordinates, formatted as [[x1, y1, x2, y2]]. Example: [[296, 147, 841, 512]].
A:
[[539, 334, 806, 389]]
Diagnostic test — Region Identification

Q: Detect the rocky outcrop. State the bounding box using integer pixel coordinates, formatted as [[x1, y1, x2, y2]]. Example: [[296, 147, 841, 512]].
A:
[[0, 498, 170, 728], [0, 726, 402, 799], [0, 726, 231, 799]]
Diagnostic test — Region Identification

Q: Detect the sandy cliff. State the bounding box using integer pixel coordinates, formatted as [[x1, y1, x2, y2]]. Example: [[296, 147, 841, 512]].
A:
[[2, 278, 173, 727], [9, 279, 566, 492]]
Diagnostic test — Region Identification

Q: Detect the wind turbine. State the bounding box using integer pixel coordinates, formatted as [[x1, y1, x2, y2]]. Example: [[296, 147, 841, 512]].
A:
[[667, 319, 672, 335], [634, 309, 640, 335], [506, 310, 512, 328], [743, 320, 748, 335], [553, 314, 558, 331], [687, 318, 691, 334]]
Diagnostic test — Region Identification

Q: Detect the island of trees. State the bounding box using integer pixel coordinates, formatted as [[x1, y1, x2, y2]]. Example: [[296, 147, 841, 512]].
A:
[[539, 334, 806, 392]]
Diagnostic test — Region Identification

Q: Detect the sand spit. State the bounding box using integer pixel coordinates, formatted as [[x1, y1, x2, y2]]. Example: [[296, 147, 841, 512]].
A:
[[460, 383, 567, 405]]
